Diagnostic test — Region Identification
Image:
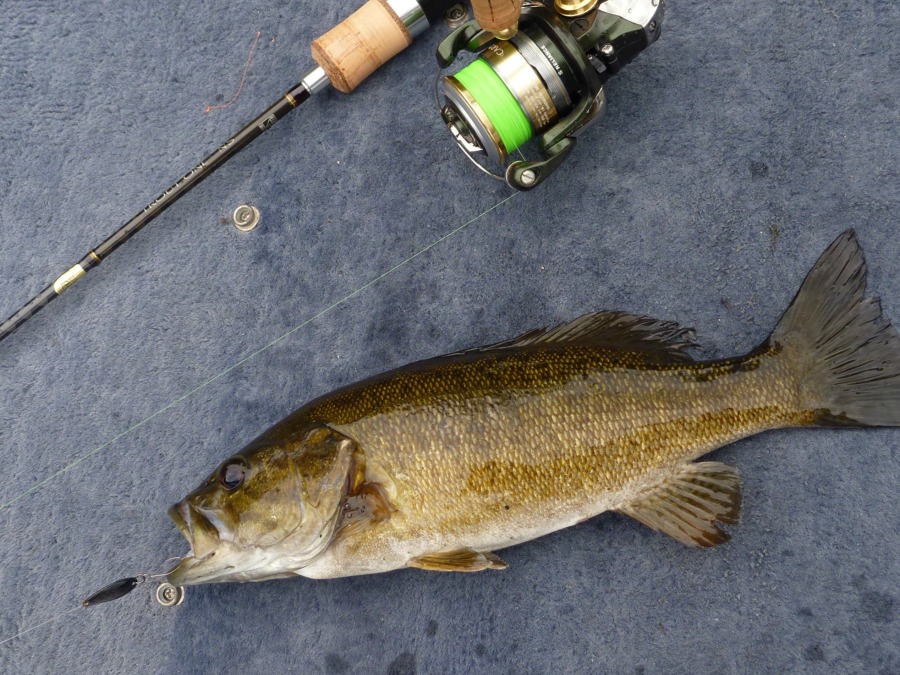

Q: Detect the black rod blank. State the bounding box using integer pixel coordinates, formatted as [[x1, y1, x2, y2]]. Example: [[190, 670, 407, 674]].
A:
[[0, 82, 312, 343]]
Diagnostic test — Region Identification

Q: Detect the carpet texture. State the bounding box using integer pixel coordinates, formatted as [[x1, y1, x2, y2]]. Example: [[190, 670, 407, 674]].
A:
[[0, 0, 897, 672]]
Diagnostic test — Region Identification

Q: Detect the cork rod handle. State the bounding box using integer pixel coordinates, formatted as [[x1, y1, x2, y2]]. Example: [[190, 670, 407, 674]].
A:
[[470, 0, 523, 37], [312, 0, 413, 94]]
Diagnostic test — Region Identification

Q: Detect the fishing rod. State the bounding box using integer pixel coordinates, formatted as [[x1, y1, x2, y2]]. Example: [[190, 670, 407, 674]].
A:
[[1, 0, 665, 345], [0, 0, 457, 344]]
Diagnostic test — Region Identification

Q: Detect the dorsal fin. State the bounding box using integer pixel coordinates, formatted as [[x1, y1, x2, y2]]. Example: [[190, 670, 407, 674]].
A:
[[460, 311, 698, 363]]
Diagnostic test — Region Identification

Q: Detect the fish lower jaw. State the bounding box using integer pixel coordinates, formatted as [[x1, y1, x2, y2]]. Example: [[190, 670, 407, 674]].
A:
[[166, 543, 327, 586]]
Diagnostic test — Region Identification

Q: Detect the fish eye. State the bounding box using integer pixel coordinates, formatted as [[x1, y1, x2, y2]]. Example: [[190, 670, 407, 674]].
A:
[[219, 458, 249, 490]]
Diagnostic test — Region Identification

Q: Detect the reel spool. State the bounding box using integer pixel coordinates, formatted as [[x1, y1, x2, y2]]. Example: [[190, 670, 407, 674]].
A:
[[437, 0, 665, 190]]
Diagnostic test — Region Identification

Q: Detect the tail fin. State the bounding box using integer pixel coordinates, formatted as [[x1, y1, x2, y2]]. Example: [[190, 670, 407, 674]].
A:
[[771, 229, 900, 427]]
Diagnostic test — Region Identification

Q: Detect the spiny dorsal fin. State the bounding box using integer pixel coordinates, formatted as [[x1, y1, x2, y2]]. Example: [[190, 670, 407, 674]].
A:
[[618, 462, 742, 547], [463, 311, 698, 363], [408, 548, 508, 572]]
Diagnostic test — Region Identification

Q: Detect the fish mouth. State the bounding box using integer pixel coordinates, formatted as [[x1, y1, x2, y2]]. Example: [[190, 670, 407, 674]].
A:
[[167, 501, 227, 585], [166, 498, 341, 586], [169, 502, 223, 555]]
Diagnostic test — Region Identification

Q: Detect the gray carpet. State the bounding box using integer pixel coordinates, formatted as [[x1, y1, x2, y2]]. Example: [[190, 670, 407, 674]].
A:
[[1, 0, 897, 672]]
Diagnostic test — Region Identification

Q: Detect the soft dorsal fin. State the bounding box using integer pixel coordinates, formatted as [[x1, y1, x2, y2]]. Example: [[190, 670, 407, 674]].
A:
[[618, 462, 742, 547], [462, 311, 698, 363]]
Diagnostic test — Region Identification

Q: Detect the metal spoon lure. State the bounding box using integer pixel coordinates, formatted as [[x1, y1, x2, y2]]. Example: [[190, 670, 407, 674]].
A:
[[82, 575, 184, 608]]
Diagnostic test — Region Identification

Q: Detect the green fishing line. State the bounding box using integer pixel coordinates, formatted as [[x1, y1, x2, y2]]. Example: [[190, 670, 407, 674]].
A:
[[454, 59, 532, 154]]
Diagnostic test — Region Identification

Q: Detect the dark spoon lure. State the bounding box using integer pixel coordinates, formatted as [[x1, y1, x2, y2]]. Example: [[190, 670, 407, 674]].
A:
[[83, 573, 184, 608]]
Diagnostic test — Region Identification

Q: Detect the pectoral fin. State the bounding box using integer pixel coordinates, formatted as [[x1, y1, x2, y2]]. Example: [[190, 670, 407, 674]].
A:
[[618, 462, 742, 547], [336, 482, 395, 540], [408, 548, 508, 572]]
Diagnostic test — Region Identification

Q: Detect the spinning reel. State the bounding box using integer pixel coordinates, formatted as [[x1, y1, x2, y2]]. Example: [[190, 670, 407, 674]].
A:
[[438, 0, 665, 190]]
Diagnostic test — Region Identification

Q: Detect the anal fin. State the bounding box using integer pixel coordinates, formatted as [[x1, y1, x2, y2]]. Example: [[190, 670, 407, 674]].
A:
[[618, 462, 742, 547], [408, 548, 508, 573]]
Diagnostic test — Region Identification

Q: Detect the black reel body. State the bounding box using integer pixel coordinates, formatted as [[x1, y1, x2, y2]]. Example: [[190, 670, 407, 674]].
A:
[[437, 0, 665, 190]]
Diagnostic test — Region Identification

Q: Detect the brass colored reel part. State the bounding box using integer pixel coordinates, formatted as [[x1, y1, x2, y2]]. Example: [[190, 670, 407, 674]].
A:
[[481, 42, 559, 133], [553, 0, 599, 17]]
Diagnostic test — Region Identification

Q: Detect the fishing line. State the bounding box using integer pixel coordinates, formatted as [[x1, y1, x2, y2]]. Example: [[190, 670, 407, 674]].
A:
[[453, 59, 533, 154], [0, 566, 177, 647], [0, 606, 82, 648], [0, 193, 519, 513]]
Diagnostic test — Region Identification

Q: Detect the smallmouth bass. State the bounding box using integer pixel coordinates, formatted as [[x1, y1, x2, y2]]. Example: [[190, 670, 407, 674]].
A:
[[167, 230, 900, 585]]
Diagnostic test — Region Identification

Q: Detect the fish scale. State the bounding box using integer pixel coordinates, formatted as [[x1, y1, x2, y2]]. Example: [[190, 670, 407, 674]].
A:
[[299, 343, 801, 575]]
